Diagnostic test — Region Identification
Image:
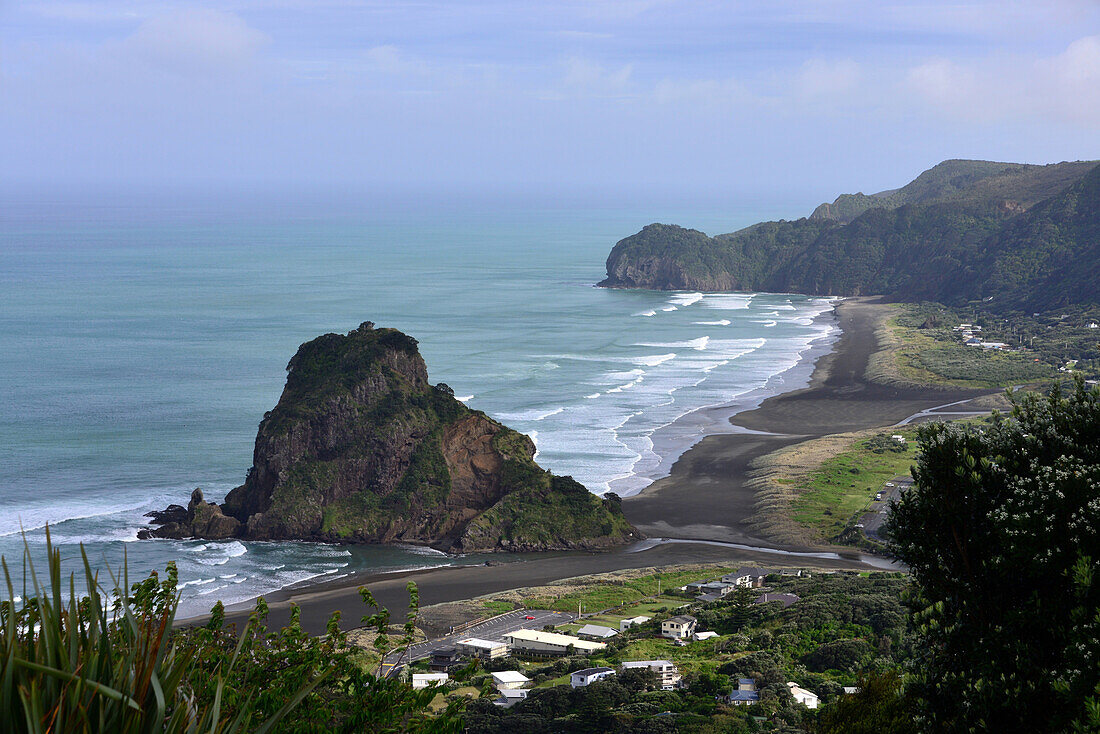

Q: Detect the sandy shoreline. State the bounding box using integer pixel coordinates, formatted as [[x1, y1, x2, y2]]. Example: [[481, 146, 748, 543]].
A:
[[199, 297, 992, 635]]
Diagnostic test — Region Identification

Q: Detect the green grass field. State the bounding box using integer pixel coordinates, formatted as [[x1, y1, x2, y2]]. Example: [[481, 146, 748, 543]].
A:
[[790, 431, 919, 540], [525, 568, 739, 614]]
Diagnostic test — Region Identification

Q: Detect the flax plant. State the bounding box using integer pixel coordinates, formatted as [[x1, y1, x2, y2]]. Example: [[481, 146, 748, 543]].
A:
[[0, 529, 317, 733]]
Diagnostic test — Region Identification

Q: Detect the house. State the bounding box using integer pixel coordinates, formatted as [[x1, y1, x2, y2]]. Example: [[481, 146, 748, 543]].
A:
[[753, 592, 800, 608], [693, 631, 719, 641], [576, 624, 618, 641], [621, 660, 682, 690], [721, 568, 770, 588], [493, 689, 528, 708], [725, 678, 759, 705], [428, 648, 463, 673], [491, 671, 531, 691], [695, 592, 723, 604], [965, 337, 982, 346], [456, 637, 508, 660], [570, 667, 615, 688], [503, 629, 606, 657], [619, 615, 651, 631], [685, 580, 709, 594], [842, 686, 860, 695], [411, 672, 449, 689], [1088, 322, 1099, 329], [660, 615, 697, 640], [788, 682, 820, 709]]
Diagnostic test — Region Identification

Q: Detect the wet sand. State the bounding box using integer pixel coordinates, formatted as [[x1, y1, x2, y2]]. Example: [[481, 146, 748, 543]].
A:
[[622, 298, 991, 547], [209, 298, 989, 635]]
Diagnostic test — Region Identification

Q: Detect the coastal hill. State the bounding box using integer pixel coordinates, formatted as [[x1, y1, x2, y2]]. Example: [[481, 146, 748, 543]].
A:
[[142, 322, 637, 552], [600, 159, 1100, 311]]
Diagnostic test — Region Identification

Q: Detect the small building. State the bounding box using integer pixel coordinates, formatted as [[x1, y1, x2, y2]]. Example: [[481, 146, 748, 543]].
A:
[[695, 592, 723, 604], [411, 672, 449, 689], [493, 689, 528, 708], [620, 615, 651, 631], [842, 686, 860, 695], [660, 615, 697, 640], [428, 648, 463, 673], [754, 592, 800, 608], [621, 660, 681, 690], [726, 678, 759, 706], [491, 671, 531, 691], [576, 624, 618, 641], [693, 631, 719, 641], [456, 637, 508, 660], [570, 667, 615, 688], [504, 629, 606, 657], [788, 682, 820, 709], [721, 568, 770, 588]]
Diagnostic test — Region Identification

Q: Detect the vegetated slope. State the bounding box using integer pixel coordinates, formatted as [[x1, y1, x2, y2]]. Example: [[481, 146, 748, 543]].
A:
[[142, 322, 637, 552], [600, 159, 1100, 312]]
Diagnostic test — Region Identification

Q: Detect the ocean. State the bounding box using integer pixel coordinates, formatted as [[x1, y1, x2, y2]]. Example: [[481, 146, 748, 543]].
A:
[[0, 188, 835, 618]]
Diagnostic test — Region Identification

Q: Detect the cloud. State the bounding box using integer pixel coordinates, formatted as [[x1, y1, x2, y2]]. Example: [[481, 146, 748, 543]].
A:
[[795, 59, 861, 99], [907, 35, 1100, 127], [117, 9, 270, 75]]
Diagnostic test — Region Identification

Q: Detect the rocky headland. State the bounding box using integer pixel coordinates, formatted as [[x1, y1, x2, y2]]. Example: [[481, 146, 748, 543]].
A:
[[141, 322, 637, 552]]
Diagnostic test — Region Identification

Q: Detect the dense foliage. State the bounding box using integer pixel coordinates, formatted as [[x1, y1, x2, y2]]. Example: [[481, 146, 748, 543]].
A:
[[1, 536, 463, 733], [887, 379, 1100, 732]]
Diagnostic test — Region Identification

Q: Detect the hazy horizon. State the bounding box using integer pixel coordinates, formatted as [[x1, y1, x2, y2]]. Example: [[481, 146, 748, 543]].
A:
[[3, 1, 1099, 201]]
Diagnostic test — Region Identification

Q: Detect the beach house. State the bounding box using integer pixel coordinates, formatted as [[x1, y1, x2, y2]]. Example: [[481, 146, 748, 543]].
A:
[[456, 637, 509, 660], [576, 623, 618, 641], [788, 682, 820, 708], [619, 615, 651, 631], [621, 660, 682, 690], [411, 672, 449, 689], [726, 678, 759, 705], [570, 667, 615, 688], [660, 615, 697, 640], [722, 568, 770, 588], [493, 689, 528, 708], [491, 671, 531, 691], [754, 592, 800, 608]]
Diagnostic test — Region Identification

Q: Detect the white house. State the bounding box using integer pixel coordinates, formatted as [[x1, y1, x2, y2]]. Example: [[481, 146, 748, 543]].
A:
[[411, 672, 449, 689], [493, 689, 528, 708], [504, 629, 606, 657], [619, 615, 651, 631], [570, 667, 615, 688], [693, 631, 719, 641], [660, 615, 697, 640], [576, 624, 618, 640], [491, 671, 531, 691], [621, 660, 681, 690], [456, 637, 508, 660], [721, 568, 770, 588], [788, 682, 820, 709]]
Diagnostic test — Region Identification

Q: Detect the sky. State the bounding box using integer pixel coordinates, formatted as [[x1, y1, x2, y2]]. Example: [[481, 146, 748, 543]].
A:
[[3, 0, 1100, 200]]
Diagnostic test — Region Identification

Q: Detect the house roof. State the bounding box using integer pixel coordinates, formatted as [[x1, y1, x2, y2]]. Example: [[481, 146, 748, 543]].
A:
[[497, 689, 528, 699], [754, 592, 800, 607], [787, 682, 819, 700], [622, 615, 650, 624], [728, 690, 760, 701], [504, 629, 606, 651], [738, 678, 755, 687], [491, 671, 530, 683], [695, 593, 722, 603], [666, 615, 696, 625], [694, 631, 719, 640], [622, 660, 675, 669], [572, 667, 614, 677], [576, 624, 618, 638], [457, 637, 505, 649], [412, 673, 448, 681]]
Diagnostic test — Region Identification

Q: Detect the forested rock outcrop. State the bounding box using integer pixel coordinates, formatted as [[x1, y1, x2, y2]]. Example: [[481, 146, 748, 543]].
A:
[[142, 322, 637, 552], [601, 159, 1100, 312]]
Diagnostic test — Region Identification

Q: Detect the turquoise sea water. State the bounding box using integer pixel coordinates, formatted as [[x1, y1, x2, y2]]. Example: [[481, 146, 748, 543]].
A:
[[0, 190, 834, 617]]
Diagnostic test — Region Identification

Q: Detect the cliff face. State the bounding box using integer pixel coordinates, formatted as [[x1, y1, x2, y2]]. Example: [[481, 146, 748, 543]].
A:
[[142, 322, 637, 552]]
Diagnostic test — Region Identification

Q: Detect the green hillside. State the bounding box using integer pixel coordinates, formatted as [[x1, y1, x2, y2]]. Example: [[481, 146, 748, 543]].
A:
[[600, 159, 1100, 313]]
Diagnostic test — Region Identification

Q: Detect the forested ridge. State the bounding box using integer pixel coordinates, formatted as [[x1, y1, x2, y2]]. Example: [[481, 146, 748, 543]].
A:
[[601, 159, 1100, 312]]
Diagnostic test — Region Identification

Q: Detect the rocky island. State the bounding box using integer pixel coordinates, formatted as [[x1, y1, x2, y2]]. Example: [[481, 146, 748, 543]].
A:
[[141, 322, 637, 552]]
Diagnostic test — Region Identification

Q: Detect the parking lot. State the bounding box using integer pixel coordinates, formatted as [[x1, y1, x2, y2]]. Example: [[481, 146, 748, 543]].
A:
[[381, 608, 575, 675], [860, 475, 913, 542]]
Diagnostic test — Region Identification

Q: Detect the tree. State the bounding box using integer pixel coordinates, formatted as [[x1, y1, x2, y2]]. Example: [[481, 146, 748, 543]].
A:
[[816, 671, 917, 734], [886, 379, 1100, 732]]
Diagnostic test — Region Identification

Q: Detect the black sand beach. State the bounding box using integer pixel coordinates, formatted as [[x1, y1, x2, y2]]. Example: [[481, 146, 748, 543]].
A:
[[213, 298, 991, 635]]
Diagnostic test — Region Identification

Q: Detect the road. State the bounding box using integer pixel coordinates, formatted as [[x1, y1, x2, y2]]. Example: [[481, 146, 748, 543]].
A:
[[380, 608, 575, 676], [861, 475, 913, 542]]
